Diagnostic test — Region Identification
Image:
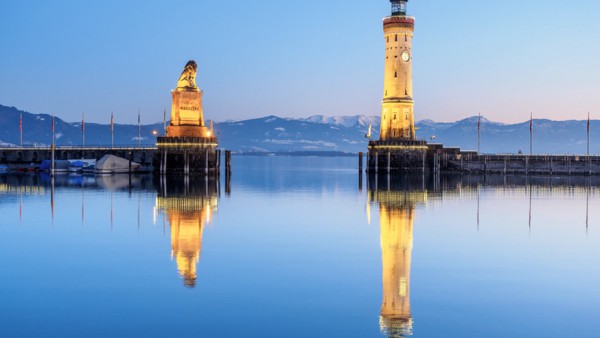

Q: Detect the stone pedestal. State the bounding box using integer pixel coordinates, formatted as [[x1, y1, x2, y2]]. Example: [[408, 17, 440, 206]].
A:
[[167, 90, 209, 138], [167, 125, 209, 138], [171, 90, 204, 126], [367, 140, 429, 173]]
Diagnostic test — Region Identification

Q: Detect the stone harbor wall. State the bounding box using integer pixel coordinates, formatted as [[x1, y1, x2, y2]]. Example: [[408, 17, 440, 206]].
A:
[[368, 141, 600, 175]]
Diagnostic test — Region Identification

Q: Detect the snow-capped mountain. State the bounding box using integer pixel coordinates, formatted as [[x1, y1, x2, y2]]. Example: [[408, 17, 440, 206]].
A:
[[300, 115, 379, 129], [1, 104, 598, 154], [216, 115, 376, 153]]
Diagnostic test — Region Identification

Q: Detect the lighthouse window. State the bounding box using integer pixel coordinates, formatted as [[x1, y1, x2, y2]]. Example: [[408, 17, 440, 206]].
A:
[[394, 71, 397, 78], [395, 35, 398, 42], [387, 37, 389, 43], [405, 35, 407, 42]]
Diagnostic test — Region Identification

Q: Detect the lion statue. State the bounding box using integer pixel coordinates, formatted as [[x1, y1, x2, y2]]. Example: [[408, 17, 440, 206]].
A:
[[177, 60, 198, 89]]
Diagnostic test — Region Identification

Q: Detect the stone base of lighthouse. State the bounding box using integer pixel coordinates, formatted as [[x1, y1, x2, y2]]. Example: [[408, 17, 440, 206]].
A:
[[157, 136, 220, 176], [367, 140, 429, 173]]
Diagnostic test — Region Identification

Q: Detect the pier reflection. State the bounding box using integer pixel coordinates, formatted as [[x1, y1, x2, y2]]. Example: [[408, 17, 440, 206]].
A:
[[155, 176, 218, 288], [367, 173, 600, 337], [369, 175, 429, 337]]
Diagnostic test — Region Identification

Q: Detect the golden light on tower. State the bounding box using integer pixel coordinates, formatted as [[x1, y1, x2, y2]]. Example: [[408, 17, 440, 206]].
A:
[[379, 0, 416, 141]]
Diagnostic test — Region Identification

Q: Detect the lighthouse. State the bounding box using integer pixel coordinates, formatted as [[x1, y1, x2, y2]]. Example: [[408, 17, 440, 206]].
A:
[[367, 0, 427, 173], [380, 0, 415, 141]]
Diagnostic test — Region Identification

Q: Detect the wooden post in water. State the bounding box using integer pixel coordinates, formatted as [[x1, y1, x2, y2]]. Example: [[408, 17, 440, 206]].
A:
[[225, 150, 232, 173], [164, 150, 168, 175], [387, 152, 391, 173], [358, 152, 363, 172], [358, 172, 363, 191], [215, 150, 221, 177], [184, 150, 189, 175], [358, 153, 363, 191], [225, 150, 232, 195], [204, 149, 209, 176]]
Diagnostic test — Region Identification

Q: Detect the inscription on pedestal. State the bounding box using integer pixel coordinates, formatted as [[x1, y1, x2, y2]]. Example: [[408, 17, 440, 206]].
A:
[[171, 90, 204, 127]]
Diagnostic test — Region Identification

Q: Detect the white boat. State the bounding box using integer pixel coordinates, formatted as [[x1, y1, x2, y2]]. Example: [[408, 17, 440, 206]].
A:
[[94, 155, 140, 174]]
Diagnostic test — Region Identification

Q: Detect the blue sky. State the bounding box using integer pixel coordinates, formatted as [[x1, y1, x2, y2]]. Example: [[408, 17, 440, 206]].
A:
[[1, 0, 599, 124]]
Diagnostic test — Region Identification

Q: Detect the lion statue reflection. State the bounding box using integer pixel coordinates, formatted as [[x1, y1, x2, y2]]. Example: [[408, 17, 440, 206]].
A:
[[177, 60, 198, 90]]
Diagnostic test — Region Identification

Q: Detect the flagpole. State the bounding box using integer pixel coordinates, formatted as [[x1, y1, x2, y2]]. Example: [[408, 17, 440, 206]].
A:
[[588, 112, 591, 175], [82, 112, 85, 148], [19, 113, 23, 147], [51, 114, 55, 177], [138, 109, 141, 148], [478, 113, 481, 154], [529, 113, 533, 156], [587, 112, 590, 156], [111, 112, 114, 148]]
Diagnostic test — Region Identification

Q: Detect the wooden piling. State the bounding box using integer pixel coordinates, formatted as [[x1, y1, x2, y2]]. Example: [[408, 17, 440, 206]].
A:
[[225, 150, 232, 195], [387, 152, 391, 173], [204, 149, 209, 175], [225, 150, 231, 173], [215, 150, 221, 177], [184, 151, 189, 175], [358, 152, 363, 172]]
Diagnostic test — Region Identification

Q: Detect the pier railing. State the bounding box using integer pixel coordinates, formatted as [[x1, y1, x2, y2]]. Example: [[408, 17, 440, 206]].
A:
[[0, 145, 158, 151]]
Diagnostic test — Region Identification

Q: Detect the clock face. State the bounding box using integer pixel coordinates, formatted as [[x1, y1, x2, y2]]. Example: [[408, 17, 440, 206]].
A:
[[401, 51, 410, 62]]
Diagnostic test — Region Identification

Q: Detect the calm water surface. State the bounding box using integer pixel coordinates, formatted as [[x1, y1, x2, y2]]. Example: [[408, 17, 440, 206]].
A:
[[1, 156, 600, 337]]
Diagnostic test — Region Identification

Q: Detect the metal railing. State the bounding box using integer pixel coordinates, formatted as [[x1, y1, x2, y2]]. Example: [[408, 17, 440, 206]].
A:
[[0, 145, 158, 151]]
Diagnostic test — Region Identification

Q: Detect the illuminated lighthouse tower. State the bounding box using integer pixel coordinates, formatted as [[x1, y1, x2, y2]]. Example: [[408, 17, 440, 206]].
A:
[[380, 0, 415, 140], [367, 0, 426, 173]]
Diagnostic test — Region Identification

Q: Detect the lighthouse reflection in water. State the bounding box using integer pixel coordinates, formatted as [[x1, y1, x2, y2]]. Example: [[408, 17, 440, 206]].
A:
[[155, 176, 218, 288], [369, 175, 426, 337]]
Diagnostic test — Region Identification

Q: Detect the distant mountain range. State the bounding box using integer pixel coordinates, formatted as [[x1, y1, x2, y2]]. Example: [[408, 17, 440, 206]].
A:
[[0, 104, 597, 154]]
